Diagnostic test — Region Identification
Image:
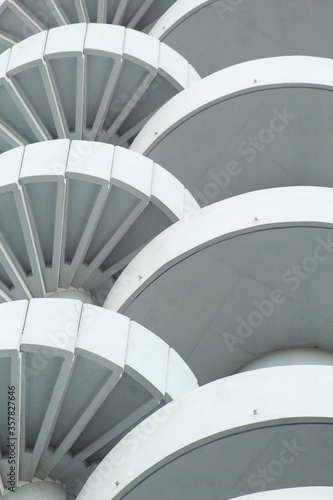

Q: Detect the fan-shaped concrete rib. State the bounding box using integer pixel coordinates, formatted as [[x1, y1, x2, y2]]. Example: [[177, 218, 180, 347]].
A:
[[0, 0, 177, 53], [131, 56, 333, 206], [0, 139, 199, 304], [76, 366, 333, 500], [0, 23, 200, 153], [0, 298, 197, 497], [105, 186, 333, 383], [150, 0, 333, 77]]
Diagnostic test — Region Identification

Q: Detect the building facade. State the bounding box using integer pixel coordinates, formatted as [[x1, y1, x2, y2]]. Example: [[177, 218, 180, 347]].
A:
[[0, 1, 333, 499]]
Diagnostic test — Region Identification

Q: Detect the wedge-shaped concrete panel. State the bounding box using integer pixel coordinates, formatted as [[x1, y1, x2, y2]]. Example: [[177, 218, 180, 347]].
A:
[[0, 140, 199, 303], [131, 56, 333, 206], [76, 366, 333, 500], [0, 23, 200, 153], [0, 299, 197, 497], [0, 0, 177, 53], [106, 187, 333, 383], [150, 0, 333, 77]]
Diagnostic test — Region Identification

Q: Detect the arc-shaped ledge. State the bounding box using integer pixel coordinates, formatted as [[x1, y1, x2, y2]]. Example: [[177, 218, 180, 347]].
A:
[[0, 298, 197, 496], [0, 23, 200, 153], [0, 139, 199, 303], [0, 0, 177, 53], [131, 56, 333, 205], [149, 0, 333, 77], [235, 487, 333, 500], [105, 186, 333, 383], [76, 366, 333, 500]]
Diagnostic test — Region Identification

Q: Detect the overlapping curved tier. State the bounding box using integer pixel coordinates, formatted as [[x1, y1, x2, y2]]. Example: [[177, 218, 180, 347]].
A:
[[0, 299, 198, 497], [105, 187, 333, 383], [0, 0, 177, 53], [131, 56, 333, 205], [0, 2, 331, 500], [77, 366, 333, 499], [0, 22, 200, 153], [150, 0, 333, 76], [0, 140, 199, 303]]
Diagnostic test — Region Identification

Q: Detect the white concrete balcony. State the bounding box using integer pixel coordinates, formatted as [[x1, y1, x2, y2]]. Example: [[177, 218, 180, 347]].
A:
[[0, 0, 177, 53], [0, 298, 197, 497], [131, 56, 333, 206], [0, 23, 200, 153], [0, 140, 198, 303], [76, 365, 333, 499], [105, 186, 333, 383]]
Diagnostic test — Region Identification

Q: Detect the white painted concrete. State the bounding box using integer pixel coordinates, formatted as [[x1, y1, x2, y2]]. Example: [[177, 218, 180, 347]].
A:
[[0, 1, 177, 53], [238, 348, 333, 373], [0, 299, 197, 494], [150, 0, 333, 76], [131, 56, 333, 205], [0, 23, 200, 153], [105, 187, 333, 383], [76, 365, 333, 500], [0, 140, 199, 303], [235, 487, 333, 500], [47, 289, 95, 304]]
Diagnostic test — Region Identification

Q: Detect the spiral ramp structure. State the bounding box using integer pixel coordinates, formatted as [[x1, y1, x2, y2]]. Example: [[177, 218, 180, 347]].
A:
[[0, 1, 332, 500]]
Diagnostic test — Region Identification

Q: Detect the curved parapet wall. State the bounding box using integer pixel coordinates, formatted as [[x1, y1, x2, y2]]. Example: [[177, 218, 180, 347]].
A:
[[76, 366, 333, 499], [131, 56, 333, 206], [105, 187, 333, 383], [0, 140, 199, 303], [234, 487, 333, 500], [0, 23, 200, 153], [238, 348, 333, 373], [0, 0, 177, 53], [0, 298, 198, 496], [150, 0, 333, 76]]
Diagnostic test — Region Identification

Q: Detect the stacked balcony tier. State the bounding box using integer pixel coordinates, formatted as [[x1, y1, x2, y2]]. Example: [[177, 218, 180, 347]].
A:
[[0, 23, 199, 152], [0, 299, 197, 497], [0, 140, 198, 303]]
